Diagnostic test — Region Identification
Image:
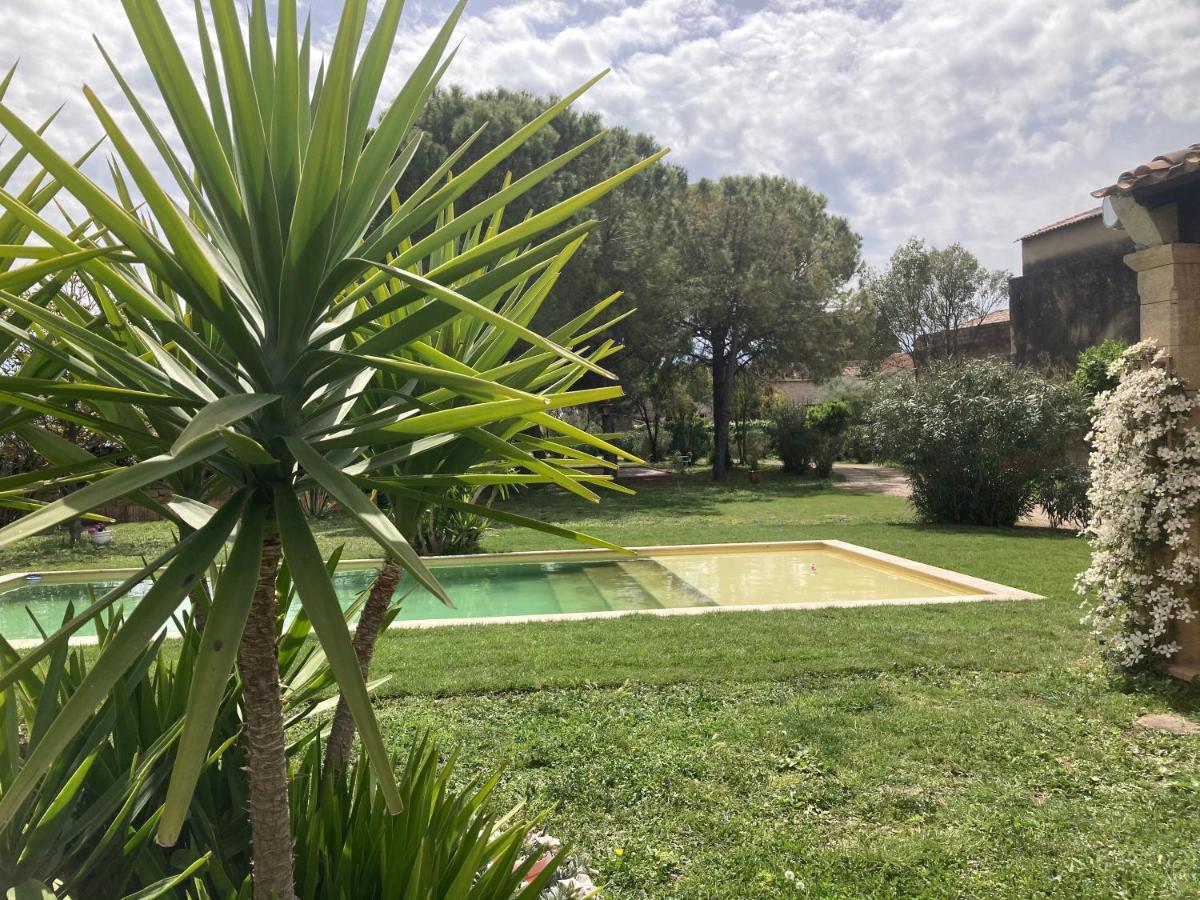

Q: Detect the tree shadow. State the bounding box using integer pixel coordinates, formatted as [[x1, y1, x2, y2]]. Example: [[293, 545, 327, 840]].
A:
[[890, 520, 1083, 542]]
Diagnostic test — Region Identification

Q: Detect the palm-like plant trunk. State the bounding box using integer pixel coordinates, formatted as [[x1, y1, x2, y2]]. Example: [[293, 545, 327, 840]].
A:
[[324, 555, 403, 778], [236, 528, 296, 900]]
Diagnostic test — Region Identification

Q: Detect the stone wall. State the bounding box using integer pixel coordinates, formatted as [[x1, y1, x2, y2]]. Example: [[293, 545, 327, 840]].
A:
[[1009, 253, 1140, 369]]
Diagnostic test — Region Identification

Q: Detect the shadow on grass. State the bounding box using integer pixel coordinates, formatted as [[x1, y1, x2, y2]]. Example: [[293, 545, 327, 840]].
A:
[[892, 520, 1084, 542], [1118, 672, 1200, 717]]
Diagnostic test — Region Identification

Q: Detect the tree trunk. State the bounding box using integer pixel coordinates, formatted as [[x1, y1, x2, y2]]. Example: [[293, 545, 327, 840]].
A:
[[236, 529, 296, 900], [711, 358, 732, 480], [323, 555, 404, 778]]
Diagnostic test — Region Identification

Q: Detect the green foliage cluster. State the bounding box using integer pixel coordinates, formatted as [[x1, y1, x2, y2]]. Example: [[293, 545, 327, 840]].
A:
[[770, 399, 853, 477], [805, 398, 852, 478], [1072, 339, 1127, 400], [772, 404, 812, 475], [665, 413, 712, 463], [1031, 463, 1091, 531], [1, 565, 566, 898], [867, 359, 1084, 526]]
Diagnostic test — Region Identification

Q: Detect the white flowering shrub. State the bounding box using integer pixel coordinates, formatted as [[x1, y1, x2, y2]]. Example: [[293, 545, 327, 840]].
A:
[[1077, 340, 1200, 669]]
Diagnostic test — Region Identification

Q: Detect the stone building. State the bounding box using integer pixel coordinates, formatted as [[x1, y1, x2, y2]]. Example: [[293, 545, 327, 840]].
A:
[[914, 308, 1013, 365], [1009, 208, 1139, 369]]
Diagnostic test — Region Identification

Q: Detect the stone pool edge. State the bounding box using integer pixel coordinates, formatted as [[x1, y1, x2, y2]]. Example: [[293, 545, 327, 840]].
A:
[[1, 539, 1043, 648]]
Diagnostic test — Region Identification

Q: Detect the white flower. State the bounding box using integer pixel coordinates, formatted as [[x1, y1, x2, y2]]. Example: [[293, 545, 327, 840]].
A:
[[1078, 340, 1200, 668]]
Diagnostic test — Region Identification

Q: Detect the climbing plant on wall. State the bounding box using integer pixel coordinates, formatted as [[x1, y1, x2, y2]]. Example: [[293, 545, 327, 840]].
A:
[[1077, 341, 1200, 669]]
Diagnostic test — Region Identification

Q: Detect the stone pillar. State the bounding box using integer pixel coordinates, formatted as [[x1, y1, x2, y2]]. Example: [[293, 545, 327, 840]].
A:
[[1125, 242, 1200, 680]]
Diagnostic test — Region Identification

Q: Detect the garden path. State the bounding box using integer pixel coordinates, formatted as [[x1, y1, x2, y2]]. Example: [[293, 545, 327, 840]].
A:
[[832, 462, 1060, 529]]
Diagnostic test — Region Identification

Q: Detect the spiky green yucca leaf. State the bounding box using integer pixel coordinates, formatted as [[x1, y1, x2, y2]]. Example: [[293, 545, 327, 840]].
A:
[[0, 0, 663, 847]]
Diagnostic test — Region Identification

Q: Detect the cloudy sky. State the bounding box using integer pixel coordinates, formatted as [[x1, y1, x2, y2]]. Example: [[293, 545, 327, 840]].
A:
[[1, 0, 1197, 271]]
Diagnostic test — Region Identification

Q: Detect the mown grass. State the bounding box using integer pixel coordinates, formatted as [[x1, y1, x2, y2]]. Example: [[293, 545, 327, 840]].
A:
[[5, 469, 1199, 898], [363, 473, 1198, 899]]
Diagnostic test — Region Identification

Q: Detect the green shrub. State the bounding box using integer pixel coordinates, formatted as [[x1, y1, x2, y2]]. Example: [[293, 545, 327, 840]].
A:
[[666, 413, 712, 463], [1072, 339, 1127, 400], [1032, 463, 1090, 530], [805, 399, 852, 478], [733, 418, 773, 466], [867, 359, 1083, 526], [841, 423, 874, 463], [743, 429, 769, 470], [772, 404, 813, 474]]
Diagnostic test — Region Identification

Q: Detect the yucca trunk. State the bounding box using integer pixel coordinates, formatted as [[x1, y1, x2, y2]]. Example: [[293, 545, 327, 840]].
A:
[[236, 528, 296, 900], [324, 555, 404, 778]]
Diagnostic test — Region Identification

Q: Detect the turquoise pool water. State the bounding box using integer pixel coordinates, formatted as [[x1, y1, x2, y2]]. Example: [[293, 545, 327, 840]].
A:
[[0, 547, 970, 642]]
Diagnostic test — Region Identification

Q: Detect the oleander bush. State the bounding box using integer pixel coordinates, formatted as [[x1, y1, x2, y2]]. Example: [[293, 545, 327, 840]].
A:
[[772, 403, 814, 475], [867, 358, 1083, 526], [1032, 463, 1091, 531], [805, 398, 852, 478]]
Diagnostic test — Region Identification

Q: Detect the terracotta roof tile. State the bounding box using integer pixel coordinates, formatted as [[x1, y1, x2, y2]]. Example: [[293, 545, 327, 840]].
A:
[[957, 308, 1010, 329], [1019, 208, 1100, 241], [1092, 144, 1200, 198], [879, 351, 914, 372]]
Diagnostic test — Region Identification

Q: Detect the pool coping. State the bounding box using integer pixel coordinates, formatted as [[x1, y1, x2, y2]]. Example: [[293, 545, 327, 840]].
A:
[[0, 539, 1042, 647]]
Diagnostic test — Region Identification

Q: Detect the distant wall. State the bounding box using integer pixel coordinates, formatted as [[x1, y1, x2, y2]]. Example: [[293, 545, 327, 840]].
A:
[[914, 319, 1012, 365], [1021, 213, 1133, 273], [1010, 253, 1139, 369]]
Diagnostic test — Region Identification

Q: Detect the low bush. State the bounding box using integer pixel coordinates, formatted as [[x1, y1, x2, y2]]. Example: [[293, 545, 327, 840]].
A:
[[1072, 339, 1127, 400], [1032, 463, 1091, 530], [867, 358, 1083, 526], [805, 399, 852, 478], [666, 413, 712, 464], [772, 403, 813, 474]]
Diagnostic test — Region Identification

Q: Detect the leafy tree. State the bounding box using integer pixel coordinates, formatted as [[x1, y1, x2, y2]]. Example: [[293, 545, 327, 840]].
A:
[[864, 238, 1008, 369], [397, 86, 690, 431], [667, 176, 861, 479], [0, 1, 657, 895]]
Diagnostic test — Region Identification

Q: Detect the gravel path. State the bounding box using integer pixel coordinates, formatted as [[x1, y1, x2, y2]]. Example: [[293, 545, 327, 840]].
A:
[[832, 462, 1061, 530]]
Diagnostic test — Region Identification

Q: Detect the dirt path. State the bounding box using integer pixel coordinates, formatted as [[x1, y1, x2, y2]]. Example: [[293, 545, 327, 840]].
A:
[[833, 463, 911, 497], [832, 462, 1060, 530]]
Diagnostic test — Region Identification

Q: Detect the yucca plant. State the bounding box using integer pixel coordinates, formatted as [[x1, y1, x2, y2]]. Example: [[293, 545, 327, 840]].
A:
[[289, 736, 573, 899], [0, 550, 370, 897], [320, 202, 639, 775], [0, 0, 662, 894]]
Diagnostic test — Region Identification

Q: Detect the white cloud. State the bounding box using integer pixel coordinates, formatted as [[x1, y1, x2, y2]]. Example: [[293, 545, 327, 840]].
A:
[[2, 0, 1197, 271]]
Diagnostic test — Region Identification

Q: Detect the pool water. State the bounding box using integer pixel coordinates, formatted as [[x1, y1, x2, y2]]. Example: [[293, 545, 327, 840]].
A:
[[0, 547, 971, 641]]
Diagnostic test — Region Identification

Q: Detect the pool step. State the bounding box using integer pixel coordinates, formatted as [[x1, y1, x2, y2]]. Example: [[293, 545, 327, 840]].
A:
[[545, 567, 610, 614], [580, 562, 663, 611], [617, 561, 717, 608]]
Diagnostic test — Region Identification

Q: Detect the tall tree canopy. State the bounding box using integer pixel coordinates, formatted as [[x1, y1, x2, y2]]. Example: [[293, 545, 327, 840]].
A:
[[397, 87, 690, 433], [863, 238, 1009, 369], [667, 175, 861, 479]]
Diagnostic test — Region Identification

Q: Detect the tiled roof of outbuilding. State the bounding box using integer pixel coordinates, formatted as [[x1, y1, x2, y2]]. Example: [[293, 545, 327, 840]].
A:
[[1019, 208, 1100, 241]]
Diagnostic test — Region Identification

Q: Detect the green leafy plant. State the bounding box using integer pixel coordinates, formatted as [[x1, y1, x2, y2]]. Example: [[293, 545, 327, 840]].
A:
[[772, 403, 813, 475], [666, 413, 711, 464], [867, 359, 1083, 526], [1032, 463, 1090, 531], [1071, 339, 1127, 400], [289, 736, 573, 900], [0, 549, 357, 898], [0, 0, 660, 893], [804, 398, 851, 478]]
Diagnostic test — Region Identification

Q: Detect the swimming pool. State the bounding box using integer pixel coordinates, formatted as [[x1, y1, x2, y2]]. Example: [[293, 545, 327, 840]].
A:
[[0, 541, 1039, 644]]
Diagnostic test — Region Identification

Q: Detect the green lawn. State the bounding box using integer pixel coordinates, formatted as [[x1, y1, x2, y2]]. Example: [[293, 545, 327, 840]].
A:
[[4, 471, 1199, 897]]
